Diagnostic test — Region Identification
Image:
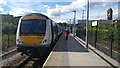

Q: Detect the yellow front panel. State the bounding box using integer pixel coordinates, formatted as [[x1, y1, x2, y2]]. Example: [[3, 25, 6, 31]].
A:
[[20, 36, 44, 46], [22, 16, 46, 20]]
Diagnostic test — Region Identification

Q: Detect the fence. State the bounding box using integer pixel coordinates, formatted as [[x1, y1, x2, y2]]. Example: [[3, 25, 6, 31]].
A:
[[2, 14, 18, 52], [76, 20, 119, 62], [2, 33, 16, 52]]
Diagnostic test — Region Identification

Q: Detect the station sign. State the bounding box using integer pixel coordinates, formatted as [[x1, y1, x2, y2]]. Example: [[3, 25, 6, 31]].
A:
[[92, 21, 97, 26]]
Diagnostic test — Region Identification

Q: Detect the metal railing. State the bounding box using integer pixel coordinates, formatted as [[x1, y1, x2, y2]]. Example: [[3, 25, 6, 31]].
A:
[[76, 21, 119, 62]]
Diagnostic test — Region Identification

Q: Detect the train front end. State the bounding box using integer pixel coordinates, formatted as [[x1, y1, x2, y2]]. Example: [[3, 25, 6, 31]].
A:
[[16, 13, 51, 57]]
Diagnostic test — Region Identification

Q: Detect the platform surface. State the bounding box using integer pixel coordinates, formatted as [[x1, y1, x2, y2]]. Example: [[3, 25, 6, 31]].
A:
[[43, 34, 113, 67]]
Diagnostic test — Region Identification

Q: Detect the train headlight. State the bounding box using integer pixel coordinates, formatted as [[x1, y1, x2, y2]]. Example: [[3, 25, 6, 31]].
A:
[[42, 39, 47, 43], [17, 39, 23, 44], [44, 39, 47, 42]]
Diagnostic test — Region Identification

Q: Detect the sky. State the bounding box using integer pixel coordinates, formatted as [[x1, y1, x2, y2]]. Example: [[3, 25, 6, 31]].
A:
[[0, 0, 119, 23]]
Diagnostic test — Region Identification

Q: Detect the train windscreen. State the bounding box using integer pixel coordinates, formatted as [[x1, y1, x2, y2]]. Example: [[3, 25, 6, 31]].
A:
[[20, 19, 46, 35]]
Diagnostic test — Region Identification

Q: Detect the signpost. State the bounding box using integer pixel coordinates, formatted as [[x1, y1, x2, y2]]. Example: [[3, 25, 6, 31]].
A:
[[92, 21, 98, 48], [107, 8, 113, 58]]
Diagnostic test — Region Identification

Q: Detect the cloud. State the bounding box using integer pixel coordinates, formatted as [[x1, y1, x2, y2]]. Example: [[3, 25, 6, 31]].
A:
[[0, 0, 6, 13], [44, 5, 49, 8], [6, 2, 46, 16], [9, 8, 36, 16], [43, 0, 118, 22], [0, 0, 6, 6], [7, 2, 34, 9], [1, 0, 119, 22], [45, 0, 87, 17], [7, 2, 37, 16], [44, 0, 118, 17], [6, 0, 72, 2], [113, 9, 118, 19], [0, 8, 3, 12], [101, 0, 119, 2], [5, 0, 120, 2], [45, 5, 61, 17]]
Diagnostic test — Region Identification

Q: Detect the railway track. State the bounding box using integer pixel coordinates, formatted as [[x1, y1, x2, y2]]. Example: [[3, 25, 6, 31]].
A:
[[16, 57, 32, 68], [1, 53, 28, 68], [16, 40, 58, 68], [16, 42, 56, 68], [16, 50, 51, 68], [0, 48, 18, 60], [2, 34, 62, 68]]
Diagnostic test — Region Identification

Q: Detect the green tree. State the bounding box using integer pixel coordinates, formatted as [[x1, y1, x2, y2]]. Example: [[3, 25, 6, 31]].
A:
[[62, 22, 68, 27], [117, 20, 120, 49]]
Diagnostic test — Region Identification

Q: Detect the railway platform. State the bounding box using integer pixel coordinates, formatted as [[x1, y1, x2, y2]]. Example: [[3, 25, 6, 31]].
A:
[[42, 34, 119, 68]]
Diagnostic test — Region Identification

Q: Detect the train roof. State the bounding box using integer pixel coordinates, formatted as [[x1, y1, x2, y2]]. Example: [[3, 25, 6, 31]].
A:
[[22, 13, 49, 19], [21, 13, 57, 23]]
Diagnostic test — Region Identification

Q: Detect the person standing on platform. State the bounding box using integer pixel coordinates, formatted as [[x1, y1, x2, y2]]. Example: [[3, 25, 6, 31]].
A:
[[64, 30, 69, 40]]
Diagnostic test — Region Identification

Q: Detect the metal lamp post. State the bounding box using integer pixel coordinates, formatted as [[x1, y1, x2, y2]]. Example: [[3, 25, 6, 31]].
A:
[[86, 0, 89, 49], [73, 11, 76, 37]]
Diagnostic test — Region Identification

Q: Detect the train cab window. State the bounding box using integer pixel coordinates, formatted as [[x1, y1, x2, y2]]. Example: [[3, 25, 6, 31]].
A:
[[20, 19, 46, 35]]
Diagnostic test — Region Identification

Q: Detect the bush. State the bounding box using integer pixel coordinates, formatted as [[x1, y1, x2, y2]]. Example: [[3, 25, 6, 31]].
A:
[[87, 21, 119, 51]]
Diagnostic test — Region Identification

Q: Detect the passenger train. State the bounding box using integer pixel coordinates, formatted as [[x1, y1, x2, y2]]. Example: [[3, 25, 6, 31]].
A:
[[16, 13, 62, 57]]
